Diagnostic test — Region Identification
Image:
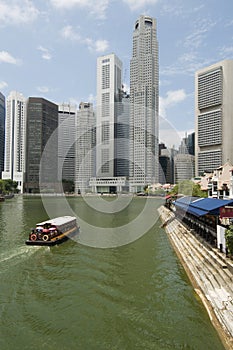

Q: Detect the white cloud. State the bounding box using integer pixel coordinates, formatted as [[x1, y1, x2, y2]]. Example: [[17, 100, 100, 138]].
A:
[[183, 17, 217, 50], [161, 3, 204, 18], [159, 89, 187, 119], [37, 46, 52, 60], [87, 94, 96, 104], [219, 45, 233, 58], [0, 0, 39, 25], [0, 81, 8, 90], [61, 25, 109, 53], [37, 86, 50, 93], [88, 39, 109, 53], [0, 51, 21, 65], [123, 0, 159, 11], [60, 25, 81, 41], [50, 0, 109, 19]]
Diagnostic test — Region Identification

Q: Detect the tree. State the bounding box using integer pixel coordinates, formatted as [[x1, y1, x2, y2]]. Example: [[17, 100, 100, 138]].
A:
[[0, 179, 18, 194], [169, 180, 207, 198], [0, 180, 5, 194], [62, 179, 74, 193], [225, 225, 233, 256], [143, 185, 149, 195]]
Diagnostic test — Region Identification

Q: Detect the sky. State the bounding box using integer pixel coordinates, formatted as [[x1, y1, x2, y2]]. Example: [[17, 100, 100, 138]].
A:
[[0, 0, 233, 147]]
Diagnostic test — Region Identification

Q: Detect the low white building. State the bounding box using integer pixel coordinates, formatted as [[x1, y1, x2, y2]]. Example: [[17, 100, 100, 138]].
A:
[[197, 162, 233, 199]]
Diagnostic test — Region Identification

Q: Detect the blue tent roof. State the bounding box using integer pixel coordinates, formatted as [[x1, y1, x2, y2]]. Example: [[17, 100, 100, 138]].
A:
[[175, 196, 200, 205], [186, 206, 208, 217], [174, 196, 233, 216], [174, 197, 209, 216], [190, 198, 233, 214]]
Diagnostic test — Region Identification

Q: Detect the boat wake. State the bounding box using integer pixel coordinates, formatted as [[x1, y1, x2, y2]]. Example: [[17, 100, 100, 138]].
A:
[[0, 245, 41, 272]]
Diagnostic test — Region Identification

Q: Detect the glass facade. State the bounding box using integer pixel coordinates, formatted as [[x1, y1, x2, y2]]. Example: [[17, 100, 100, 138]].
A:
[[25, 98, 58, 193]]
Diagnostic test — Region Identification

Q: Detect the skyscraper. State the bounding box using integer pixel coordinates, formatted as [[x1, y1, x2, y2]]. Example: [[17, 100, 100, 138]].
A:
[[0, 92, 5, 178], [129, 15, 159, 192], [2, 91, 26, 193], [25, 97, 58, 193], [96, 53, 122, 178], [114, 90, 130, 177], [58, 103, 76, 182], [91, 53, 128, 193], [195, 60, 233, 175], [75, 102, 95, 193]]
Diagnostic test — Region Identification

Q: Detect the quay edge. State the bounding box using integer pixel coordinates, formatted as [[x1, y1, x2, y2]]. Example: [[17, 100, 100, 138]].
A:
[[158, 205, 233, 350]]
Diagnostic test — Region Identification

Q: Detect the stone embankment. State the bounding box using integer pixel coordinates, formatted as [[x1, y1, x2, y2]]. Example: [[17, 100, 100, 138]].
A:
[[158, 206, 233, 350]]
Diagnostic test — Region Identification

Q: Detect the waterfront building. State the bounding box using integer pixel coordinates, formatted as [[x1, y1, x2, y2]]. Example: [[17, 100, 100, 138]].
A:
[[195, 60, 233, 176], [129, 15, 159, 192], [58, 103, 76, 182], [0, 92, 5, 178], [93, 53, 129, 193], [75, 102, 95, 193], [197, 162, 233, 199], [174, 153, 195, 183], [2, 91, 26, 193], [25, 97, 58, 193]]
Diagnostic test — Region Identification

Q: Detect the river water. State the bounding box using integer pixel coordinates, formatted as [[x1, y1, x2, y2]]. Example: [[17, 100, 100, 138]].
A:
[[0, 196, 225, 350]]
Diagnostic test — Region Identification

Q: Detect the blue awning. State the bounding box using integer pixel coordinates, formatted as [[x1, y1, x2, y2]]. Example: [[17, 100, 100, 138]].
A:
[[186, 206, 208, 217], [190, 198, 233, 215], [174, 196, 233, 217]]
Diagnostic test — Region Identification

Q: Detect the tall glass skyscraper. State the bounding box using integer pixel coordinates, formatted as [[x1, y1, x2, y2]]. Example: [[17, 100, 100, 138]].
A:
[[75, 102, 95, 194], [129, 15, 159, 192], [25, 97, 58, 193], [58, 103, 76, 182]]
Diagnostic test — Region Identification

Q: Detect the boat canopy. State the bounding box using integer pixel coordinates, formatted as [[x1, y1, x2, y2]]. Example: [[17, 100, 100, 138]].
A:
[[36, 216, 76, 227]]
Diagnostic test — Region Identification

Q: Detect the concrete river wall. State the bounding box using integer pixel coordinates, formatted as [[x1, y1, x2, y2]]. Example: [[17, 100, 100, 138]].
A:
[[158, 206, 233, 350]]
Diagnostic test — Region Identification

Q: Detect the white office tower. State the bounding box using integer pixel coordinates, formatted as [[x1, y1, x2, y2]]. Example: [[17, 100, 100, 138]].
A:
[[195, 60, 233, 176], [58, 103, 76, 182], [75, 102, 95, 194], [96, 53, 122, 177], [91, 53, 128, 193], [2, 91, 26, 193], [129, 15, 159, 192]]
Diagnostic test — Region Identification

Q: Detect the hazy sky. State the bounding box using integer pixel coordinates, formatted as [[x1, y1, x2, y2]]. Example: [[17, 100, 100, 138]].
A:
[[0, 0, 233, 145]]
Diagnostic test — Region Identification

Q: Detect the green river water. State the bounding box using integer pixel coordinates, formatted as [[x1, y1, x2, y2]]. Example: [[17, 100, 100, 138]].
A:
[[0, 196, 225, 349]]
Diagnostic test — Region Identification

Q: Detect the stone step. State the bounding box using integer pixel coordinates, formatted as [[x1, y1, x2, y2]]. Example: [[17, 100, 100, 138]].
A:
[[176, 228, 232, 297], [173, 234, 219, 293], [167, 224, 233, 337], [160, 206, 233, 338], [183, 230, 233, 295]]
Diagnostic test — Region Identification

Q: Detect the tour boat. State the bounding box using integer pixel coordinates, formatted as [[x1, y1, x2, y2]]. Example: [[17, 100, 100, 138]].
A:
[[25, 216, 79, 246]]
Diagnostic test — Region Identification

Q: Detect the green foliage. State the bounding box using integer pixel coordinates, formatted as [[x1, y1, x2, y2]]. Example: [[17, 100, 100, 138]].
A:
[[169, 180, 207, 198], [62, 179, 74, 193], [0, 179, 18, 194], [225, 225, 233, 256]]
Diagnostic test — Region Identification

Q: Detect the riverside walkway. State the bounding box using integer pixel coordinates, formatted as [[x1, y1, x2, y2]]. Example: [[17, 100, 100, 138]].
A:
[[158, 206, 233, 350]]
